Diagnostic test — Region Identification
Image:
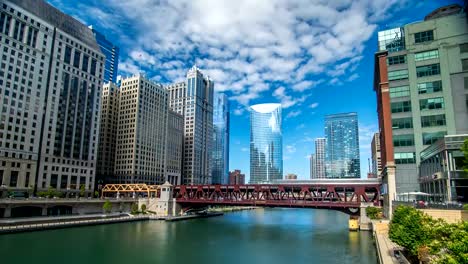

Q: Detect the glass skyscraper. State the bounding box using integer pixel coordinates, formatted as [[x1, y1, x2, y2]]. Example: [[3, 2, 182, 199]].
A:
[[212, 93, 230, 184], [90, 27, 119, 83], [325, 112, 360, 178], [250, 103, 283, 183]]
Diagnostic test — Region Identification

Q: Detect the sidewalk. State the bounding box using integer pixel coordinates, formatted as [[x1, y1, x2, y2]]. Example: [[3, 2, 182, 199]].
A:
[[373, 220, 405, 264]]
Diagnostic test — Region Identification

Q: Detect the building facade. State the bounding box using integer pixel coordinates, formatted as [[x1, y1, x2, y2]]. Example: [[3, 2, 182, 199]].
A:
[[324, 113, 360, 178], [90, 27, 119, 83], [212, 93, 230, 184], [375, 4, 468, 193], [419, 135, 468, 202], [97, 82, 120, 185], [229, 170, 245, 185], [250, 103, 282, 183], [114, 75, 168, 184], [167, 66, 214, 185], [371, 132, 382, 177], [315, 138, 326, 178], [166, 110, 183, 185], [0, 0, 105, 197], [310, 154, 316, 179]]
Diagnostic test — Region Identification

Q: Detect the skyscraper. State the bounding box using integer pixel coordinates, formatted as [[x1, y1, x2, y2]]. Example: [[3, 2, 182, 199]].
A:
[[324, 113, 360, 178], [374, 4, 468, 193], [212, 93, 230, 184], [0, 0, 105, 196], [315, 138, 326, 178], [90, 27, 119, 83], [167, 66, 214, 185], [114, 75, 169, 184], [250, 103, 282, 183], [371, 133, 382, 177], [310, 154, 316, 179]]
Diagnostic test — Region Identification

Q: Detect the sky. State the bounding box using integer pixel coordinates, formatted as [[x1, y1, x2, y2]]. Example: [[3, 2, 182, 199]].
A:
[[49, 0, 461, 181]]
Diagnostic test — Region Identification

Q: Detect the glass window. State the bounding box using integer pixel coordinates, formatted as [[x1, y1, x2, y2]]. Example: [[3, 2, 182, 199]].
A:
[[418, 81, 442, 94], [64, 46, 72, 64], [73, 51, 81, 68], [391, 101, 412, 113], [416, 64, 440, 77], [393, 134, 414, 147], [419, 97, 444, 110], [421, 114, 446, 127], [462, 59, 468, 71], [460, 43, 468, 53], [392, 117, 413, 129], [422, 131, 446, 145], [394, 152, 416, 164], [414, 30, 434, 43], [378, 28, 406, 52], [387, 55, 406, 65], [388, 69, 409, 80], [390, 85, 410, 98], [414, 50, 439, 61]]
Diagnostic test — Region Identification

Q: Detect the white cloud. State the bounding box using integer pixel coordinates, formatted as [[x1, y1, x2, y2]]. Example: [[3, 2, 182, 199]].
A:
[[286, 145, 297, 153], [241, 147, 249, 152], [286, 110, 301, 119], [59, 0, 406, 105], [309, 103, 319, 109]]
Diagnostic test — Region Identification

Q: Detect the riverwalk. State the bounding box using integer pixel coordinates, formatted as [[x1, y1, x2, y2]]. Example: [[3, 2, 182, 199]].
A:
[[373, 220, 408, 264]]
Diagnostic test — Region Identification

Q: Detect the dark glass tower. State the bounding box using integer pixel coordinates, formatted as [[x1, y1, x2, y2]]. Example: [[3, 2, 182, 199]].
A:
[[212, 93, 230, 184], [325, 112, 360, 178], [90, 27, 119, 83], [250, 103, 282, 183]]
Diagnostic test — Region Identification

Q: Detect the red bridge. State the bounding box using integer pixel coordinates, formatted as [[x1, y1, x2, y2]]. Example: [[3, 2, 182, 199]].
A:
[[173, 179, 381, 215]]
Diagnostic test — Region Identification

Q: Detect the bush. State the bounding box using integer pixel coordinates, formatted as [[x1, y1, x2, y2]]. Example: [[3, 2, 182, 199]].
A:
[[141, 204, 147, 213], [94, 191, 99, 198], [37, 187, 63, 198], [79, 184, 86, 197], [463, 204, 468, 211], [103, 200, 112, 213], [365, 206, 382, 219], [131, 203, 139, 214]]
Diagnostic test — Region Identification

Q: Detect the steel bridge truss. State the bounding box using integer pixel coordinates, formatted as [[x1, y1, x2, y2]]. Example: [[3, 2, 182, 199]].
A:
[[101, 184, 160, 197], [173, 184, 380, 214]]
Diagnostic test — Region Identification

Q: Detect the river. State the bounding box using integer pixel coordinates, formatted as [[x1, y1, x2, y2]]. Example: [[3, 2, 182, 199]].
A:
[[0, 208, 377, 264]]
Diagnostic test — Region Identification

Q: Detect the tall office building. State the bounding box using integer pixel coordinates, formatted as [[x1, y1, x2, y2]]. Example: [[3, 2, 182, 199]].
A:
[[250, 103, 282, 183], [166, 110, 183, 185], [229, 170, 245, 185], [310, 154, 316, 179], [374, 4, 468, 193], [90, 27, 119, 83], [0, 0, 105, 196], [97, 82, 120, 185], [324, 113, 360, 178], [212, 93, 230, 184], [315, 138, 326, 178], [167, 66, 214, 185], [114, 75, 168, 184], [371, 133, 382, 177]]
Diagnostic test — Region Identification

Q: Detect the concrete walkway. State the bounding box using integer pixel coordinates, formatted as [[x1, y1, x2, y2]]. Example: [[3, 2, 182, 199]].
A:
[[373, 220, 407, 264]]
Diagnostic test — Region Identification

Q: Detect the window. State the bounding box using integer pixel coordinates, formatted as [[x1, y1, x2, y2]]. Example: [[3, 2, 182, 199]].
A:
[[387, 55, 406, 65], [419, 97, 444, 110], [421, 114, 446, 127], [465, 77, 468, 89], [392, 117, 413, 129], [462, 59, 468, 71], [414, 30, 434, 43], [388, 69, 409, 80], [418, 81, 442, 94], [10, 171, 18, 187], [460, 43, 468, 53], [64, 46, 71, 64], [390, 85, 410, 98], [394, 152, 416, 164], [391, 101, 412, 113], [416, 64, 440, 77], [414, 50, 439, 61], [422, 131, 446, 145], [393, 134, 414, 147]]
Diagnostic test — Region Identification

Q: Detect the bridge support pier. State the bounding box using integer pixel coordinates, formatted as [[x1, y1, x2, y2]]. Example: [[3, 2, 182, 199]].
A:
[[358, 203, 373, 230]]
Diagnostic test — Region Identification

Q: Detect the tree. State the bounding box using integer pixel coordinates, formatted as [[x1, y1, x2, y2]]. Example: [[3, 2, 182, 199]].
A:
[[94, 191, 99, 198], [103, 200, 112, 213], [79, 184, 86, 197], [131, 203, 139, 214], [365, 206, 382, 219], [141, 204, 147, 213], [462, 138, 468, 172]]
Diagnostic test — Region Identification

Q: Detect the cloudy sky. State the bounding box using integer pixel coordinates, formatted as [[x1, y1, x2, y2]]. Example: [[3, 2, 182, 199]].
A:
[[50, 0, 461, 181]]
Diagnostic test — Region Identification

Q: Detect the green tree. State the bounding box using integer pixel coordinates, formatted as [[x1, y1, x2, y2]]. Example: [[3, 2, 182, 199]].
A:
[[389, 206, 434, 257], [365, 206, 382, 219], [462, 138, 468, 172], [131, 203, 139, 214], [103, 200, 112, 213], [141, 204, 147, 213], [79, 184, 86, 197], [94, 191, 99, 198]]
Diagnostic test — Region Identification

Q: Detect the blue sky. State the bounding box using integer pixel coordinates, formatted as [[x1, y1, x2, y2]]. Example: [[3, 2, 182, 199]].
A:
[[50, 0, 461, 181]]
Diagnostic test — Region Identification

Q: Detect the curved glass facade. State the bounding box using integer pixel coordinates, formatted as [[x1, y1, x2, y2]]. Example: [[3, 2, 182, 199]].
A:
[[250, 103, 283, 183]]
